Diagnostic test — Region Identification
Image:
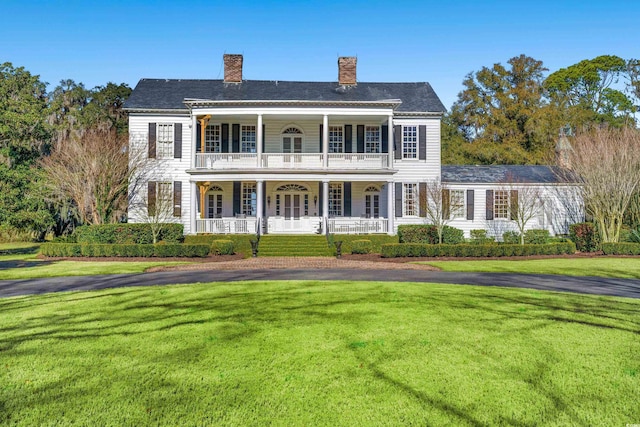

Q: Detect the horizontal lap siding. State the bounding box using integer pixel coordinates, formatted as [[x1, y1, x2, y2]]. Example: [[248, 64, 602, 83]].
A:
[[391, 117, 440, 185]]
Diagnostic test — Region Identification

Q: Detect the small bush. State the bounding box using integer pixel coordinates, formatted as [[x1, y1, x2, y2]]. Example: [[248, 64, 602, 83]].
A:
[[524, 229, 551, 244], [381, 242, 576, 258], [469, 229, 495, 245], [398, 225, 464, 244], [569, 222, 599, 252], [502, 231, 521, 244], [350, 240, 372, 254], [442, 226, 465, 244], [601, 242, 640, 255], [210, 240, 235, 255], [185, 234, 254, 257]]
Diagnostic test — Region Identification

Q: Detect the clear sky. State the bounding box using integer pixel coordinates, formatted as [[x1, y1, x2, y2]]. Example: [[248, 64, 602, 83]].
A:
[[2, 0, 638, 110]]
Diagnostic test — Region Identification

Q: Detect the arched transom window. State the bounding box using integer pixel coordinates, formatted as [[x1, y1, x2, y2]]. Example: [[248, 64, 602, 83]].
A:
[[282, 127, 303, 134], [281, 127, 303, 153], [364, 185, 380, 193], [276, 184, 308, 192]]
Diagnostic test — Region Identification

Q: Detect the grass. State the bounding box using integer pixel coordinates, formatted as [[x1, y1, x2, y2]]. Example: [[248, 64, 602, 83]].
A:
[[424, 257, 640, 279], [1, 280, 638, 425], [0, 250, 189, 280]]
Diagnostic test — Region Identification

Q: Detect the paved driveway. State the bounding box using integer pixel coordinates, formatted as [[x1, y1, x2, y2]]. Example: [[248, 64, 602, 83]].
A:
[[1, 268, 640, 299]]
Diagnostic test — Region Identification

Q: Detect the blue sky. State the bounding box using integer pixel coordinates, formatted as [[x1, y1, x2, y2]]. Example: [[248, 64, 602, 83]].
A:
[[2, 0, 638, 109]]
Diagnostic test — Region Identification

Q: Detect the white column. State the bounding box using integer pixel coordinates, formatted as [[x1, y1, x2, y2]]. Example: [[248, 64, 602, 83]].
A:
[[191, 115, 197, 169], [257, 114, 263, 168], [387, 115, 394, 169], [256, 179, 264, 234], [190, 182, 198, 234], [323, 180, 329, 233], [387, 180, 394, 235], [322, 114, 329, 168]]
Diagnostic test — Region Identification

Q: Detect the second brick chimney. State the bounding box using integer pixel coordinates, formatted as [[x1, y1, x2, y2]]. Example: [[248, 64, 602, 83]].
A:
[[338, 57, 357, 85], [224, 54, 243, 83]]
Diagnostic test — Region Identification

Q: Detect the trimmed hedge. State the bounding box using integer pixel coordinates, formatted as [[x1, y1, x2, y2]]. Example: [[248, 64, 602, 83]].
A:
[[469, 229, 495, 245], [73, 224, 184, 244], [350, 239, 372, 254], [334, 234, 398, 254], [398, 225, 464, 244], [524, 229, 551, 244], [569, 222, 599, 252], [40, 243, 210, 258], [184, 234, 254, 257], [381, 242, 576, 258], [601, 242, 640, 255], [502, 231, 520, 244], [210, 240, 235, 255]]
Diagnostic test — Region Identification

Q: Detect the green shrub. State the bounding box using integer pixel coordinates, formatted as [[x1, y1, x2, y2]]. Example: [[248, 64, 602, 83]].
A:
[[40, 243, 209, 257], [185, 234, 254, 257], [524, 229, 551, 244], [469, 229, 495, 245], [381, 242, 576, 258], [601, 242, 640, 255], [502, 231, 521, 244], [398, 225, 464, 244], [569, 222, 599, 252], [210, 240, 235, 255], [350, 240, 372, 254], [73, 224, 184, 244], [337, 235, 398, 254]]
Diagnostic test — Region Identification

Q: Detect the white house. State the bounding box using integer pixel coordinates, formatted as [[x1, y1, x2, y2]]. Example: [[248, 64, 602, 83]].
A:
[[124, 54, 580, 238]]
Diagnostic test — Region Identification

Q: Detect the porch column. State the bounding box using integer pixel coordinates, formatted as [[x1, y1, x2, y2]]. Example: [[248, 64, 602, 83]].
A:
[[256, 179, 264, 234], [198, 183, 208, 219], [191, 115, 197, 169], [322, 180, 329, 233], [257, 114, 263, 168], [190, 182, 197, 234], [322, 114, 329, 168], [387, 180, 395, 235], [387, 115, 394, 168]]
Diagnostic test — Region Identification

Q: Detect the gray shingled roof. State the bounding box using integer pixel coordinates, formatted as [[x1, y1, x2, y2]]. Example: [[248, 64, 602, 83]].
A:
[[123, 79, 446, 113], [442, 165, 577, 184]]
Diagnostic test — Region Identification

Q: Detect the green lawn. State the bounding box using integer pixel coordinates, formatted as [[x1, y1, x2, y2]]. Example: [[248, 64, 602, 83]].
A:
[[0, 252, 189, 280], [425, 257, 640, 278], [1, 281, 638, 425]]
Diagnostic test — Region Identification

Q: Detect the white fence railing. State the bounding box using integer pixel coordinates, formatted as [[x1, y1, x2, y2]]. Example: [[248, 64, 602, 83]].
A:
[[266, 216, 322, 234], [196, 217, 258, 234], [195, 153, 257, 169], [194, 153, 390, 169], [327, 153, 389, 169], [328, 218, 388, 234], [261, 154, 324, 169]]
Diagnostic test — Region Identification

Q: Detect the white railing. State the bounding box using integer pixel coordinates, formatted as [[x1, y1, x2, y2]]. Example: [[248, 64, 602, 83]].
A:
[[196, 217, 258, 234], [266, 217, 322, 234], [195, 153, 257, 169], [327, 153, 389, 169], [261, 153, 324, 169], [328, 217, 388, 234]]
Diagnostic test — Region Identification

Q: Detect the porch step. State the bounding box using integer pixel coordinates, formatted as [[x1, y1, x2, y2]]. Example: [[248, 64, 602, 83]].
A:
[[258, 235, 333, 257]]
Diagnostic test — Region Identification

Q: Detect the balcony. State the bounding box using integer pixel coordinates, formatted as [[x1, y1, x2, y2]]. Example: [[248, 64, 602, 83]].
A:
[[194, 153, 389, 170]]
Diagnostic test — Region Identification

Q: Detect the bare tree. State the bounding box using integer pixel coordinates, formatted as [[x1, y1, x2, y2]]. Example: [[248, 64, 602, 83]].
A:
[[41, 129, 143, 225], [134, 181, 176, 244], [559, 127, 640, 243], [421, 179, 452, 244], [509, 183, 543, 245]]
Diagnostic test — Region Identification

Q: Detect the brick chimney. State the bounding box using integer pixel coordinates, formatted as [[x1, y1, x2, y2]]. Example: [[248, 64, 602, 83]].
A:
[[338, 57, 357, 85], [223, 54, 243, 83]]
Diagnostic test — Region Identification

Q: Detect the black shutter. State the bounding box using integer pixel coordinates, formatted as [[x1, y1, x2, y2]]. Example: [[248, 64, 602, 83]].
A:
[[467, 189, 475, 220], [233, 182, 241, 215], [344, 182, 351, 217], [232, 124, 240, 152], [394, 125, 402, 160], [344, 125, 352, 153], [357, 125, 365, 153], [262, 124, 266, 153], [381, 125, 388, 154], [443, 189, 450, 220], [419, 182, 427, 217], [395, 182, 403, 218], [196, 122, 202, 153], [173, 181, 182, 217], [148, 123, 156, 158], [419, 125, 426, 160], [174, 123, 182, 159], [221, 124, 229, 152], [319, 124, 323, 152], [510, 190, 519, 221], [261, 181, 266, 216], [318, 182, 323, 216], [147, 181, 156, 215], [486, 190, 494, 220]]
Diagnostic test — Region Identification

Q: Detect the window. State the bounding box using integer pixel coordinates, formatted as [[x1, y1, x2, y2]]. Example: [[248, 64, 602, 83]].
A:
[[450, 190, 465, 219], [365, 126, 381, 153], [404, 183, 418, 216], [242, 183, 257, 216], [157, 124, 174, 158], [241, 125, 256, 153], [282, 126, 303, 153], [205, 124, 221, 153], [494, 190, 509, 219], [402, 125, 417, 159], [207, 193, 222, 218], [329, 183, 343, 216], [329, 126, 343, 153]]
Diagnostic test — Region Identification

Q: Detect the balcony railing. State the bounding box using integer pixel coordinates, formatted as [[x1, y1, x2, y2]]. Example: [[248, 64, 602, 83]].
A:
[[195, 217, 258, 234], [195, 152, 389, 170], [328, 218, 388, 234]]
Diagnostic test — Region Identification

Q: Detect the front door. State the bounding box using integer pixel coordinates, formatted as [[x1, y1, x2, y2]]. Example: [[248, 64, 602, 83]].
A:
[[283, 136, 302, 153], [284, 194, 302, 220]]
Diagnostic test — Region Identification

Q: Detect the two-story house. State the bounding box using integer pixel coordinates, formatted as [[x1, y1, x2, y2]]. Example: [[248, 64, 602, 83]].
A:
[[124, 54, 580, 238]]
